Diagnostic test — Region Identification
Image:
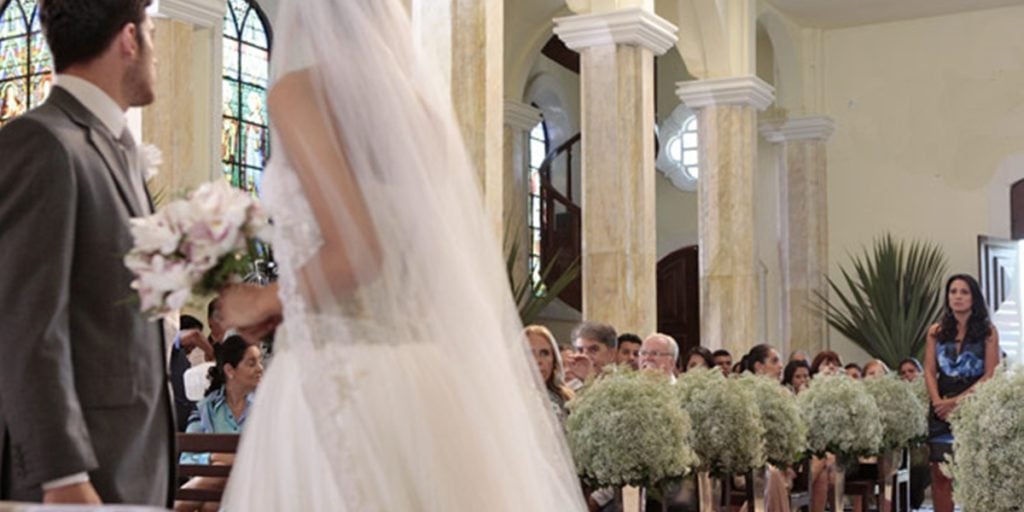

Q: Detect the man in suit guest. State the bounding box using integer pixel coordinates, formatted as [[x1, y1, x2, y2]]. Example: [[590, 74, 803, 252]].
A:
[[0, 0, 173, 506], [170, 315, 213, 432]]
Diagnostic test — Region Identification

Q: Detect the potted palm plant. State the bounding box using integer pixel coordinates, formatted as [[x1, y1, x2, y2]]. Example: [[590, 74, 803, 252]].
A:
[[815, 233, 947, 368]]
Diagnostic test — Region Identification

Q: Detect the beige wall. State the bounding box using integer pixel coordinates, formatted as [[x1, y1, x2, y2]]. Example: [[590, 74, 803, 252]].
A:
[[822, 4, 1024, 364]]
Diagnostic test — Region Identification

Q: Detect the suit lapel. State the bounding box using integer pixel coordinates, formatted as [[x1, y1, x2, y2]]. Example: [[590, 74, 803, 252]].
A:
[[46, 88, 145, 217]]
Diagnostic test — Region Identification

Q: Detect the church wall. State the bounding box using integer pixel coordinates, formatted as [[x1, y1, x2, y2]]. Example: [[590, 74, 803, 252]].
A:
[[822, 4, 1024, 364]]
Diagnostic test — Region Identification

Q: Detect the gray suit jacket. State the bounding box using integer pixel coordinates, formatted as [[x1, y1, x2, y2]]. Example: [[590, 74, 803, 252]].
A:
[[0, 87, 173, 505]]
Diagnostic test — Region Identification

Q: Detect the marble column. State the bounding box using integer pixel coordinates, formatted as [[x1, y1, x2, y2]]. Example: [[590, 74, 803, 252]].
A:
[[676, 76, 774, 354], [412, 0, 504, 238], [760, 116, 835, 356], [555, 8, 677, 335], [503, 101, 543, 286], [141, 0, 223, 196]]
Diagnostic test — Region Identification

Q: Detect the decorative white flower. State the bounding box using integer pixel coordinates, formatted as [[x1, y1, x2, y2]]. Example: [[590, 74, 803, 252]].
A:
[[863, 376, 927, 451], [798, 374, 883, 461], [566, 368, 698, 489], [140, 143, 163, 181], [677, 368, 767, 476], [736, 373, 808, 467], [949, 365, 1024, 511]]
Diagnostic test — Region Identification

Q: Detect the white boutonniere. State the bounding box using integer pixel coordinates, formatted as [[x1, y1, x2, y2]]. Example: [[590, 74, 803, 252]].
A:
[[140, 144, 163, 181]]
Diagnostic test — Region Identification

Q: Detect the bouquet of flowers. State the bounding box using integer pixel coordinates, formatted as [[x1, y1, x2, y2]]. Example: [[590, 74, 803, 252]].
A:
[[566, 369, 698, 489], [798, 374, 882, 462], [677, 368, 766, 476], [949, 365, 1024, 511], [124, 180, 273, 319], [736, 373, 808, 467], [863, 376, 927, 451]]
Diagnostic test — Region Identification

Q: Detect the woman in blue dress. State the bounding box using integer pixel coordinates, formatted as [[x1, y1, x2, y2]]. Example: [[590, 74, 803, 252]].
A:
[[923, 274, 999, 512]]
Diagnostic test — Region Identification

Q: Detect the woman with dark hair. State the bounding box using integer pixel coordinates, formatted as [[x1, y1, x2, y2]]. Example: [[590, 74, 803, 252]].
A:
[[924, 274, 999, 512], [743, 344, 783, 379], [782, 360, 811, 394], [683, 346, 715, 372], [810, 350, 842, 376], [898, 357, 923, 382], [177, 336, 263, 511]]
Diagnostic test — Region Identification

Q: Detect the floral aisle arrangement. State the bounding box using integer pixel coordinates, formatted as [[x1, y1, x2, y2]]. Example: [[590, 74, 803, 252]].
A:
[[736, 373, 808, 467], [798, 374, 882, 463], [948, 366, 1024, 511], [566, 369, 698, 490], [863, 376, 927, 451], [677, 368, 767, 476], [124, 180, 273, 319]]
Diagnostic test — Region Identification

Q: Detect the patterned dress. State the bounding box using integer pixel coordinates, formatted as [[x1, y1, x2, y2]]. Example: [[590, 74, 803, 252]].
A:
[[928, 334, 988, 447]]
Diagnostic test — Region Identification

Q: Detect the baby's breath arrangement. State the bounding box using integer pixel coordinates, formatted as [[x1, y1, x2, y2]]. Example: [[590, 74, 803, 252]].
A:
[[677, 368, 766, 476], [566, 370, 698, 489], [863, 376, 927, 451], [736, 373, 807, 467], [949, 366, 1024, 511], [798, 374, 882, 462]]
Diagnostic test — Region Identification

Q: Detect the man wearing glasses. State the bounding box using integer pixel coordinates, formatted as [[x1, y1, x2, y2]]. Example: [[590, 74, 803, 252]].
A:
[[639, 333, 679, 382]]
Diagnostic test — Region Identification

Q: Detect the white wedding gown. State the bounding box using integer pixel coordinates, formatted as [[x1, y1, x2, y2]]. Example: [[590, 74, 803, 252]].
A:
[[222, 147, 584, 512]]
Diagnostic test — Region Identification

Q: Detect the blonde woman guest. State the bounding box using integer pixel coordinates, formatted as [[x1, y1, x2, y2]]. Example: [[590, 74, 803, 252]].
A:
[[524, 325, 575, 424], [863, 359, 889, 378]]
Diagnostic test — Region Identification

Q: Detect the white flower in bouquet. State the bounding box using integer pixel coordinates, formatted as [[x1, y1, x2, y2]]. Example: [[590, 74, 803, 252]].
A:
[[798, 373, 882, 462], [140, 144, 163, 181], [949, 365, 1024, 511], [863, 376, 927, 451], [566, 369, 698, 490], [677, 368, 767, 476], [736, 373, 808, 467], [124, 180, 273, 319]]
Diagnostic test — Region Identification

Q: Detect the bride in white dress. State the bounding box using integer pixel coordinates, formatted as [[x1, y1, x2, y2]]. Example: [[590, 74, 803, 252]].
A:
[[216, 1, 586, 510]]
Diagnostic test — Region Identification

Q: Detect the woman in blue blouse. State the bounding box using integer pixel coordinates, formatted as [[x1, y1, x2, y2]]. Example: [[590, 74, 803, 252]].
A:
[[924, 274, 998, 512], [176, 335, 263, 512]]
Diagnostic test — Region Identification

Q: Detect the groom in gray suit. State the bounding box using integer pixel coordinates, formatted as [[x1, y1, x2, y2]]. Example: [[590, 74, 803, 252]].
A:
[[0, 0, 173, 506]]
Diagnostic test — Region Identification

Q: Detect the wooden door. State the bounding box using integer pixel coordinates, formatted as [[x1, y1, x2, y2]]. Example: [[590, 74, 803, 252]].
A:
[[657, 245, 700, 357], [978, 236, 1019, 361]]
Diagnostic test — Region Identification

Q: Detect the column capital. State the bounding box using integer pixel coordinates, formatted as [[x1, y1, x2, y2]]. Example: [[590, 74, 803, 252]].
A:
[[553, 8, 678, 55], [149, 0, 224, 28], [504, 100, 543, 132], [759, 115, 836, 143], [675, 76, 775, 111]]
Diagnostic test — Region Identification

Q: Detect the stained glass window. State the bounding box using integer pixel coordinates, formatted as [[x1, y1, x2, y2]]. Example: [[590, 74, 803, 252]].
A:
[[527, 120, 549, 287], [0, 0, 53, 127], [222, 0, 271, 195]]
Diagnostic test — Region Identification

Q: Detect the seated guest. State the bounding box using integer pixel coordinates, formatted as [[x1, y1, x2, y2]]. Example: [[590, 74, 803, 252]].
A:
[[810, 350, 842, 376], [744, 344, 783, 379], [862, 359, 889, 378], [565, 321, 618, 387], [788, 350, 809, 364], [898, 357, 922, 382], [844, 363, 863, 380], [176, 336, 263, 512], [524, 325, 575, 424], [809, 350, 842, 512], [616, 333, 643, 370], [782, 360, 811, 394], [170, 315, 213, 432], [638, 333, 679, 380], [684, 346, 714, 372], [712, 349, 732, 376]]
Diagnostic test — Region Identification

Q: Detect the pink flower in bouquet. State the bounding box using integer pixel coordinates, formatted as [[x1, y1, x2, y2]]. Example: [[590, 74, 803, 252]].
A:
[[124, 180, 273, 319]]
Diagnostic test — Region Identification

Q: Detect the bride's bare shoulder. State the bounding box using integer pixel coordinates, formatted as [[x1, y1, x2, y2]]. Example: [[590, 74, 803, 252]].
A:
[[268, 69, 320, 119]]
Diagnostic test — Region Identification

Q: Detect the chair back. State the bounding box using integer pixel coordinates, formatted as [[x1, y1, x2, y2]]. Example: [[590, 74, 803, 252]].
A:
[[175, 433, 240, 502]]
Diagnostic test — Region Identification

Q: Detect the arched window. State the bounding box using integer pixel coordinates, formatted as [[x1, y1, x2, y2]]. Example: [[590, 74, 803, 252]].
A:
[[527, 119, 549, 287], [656, 105, 699, 191], [222, 0, 271, 195], [0, 0, 52, 127]]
